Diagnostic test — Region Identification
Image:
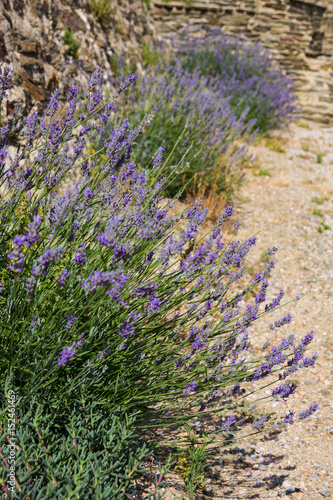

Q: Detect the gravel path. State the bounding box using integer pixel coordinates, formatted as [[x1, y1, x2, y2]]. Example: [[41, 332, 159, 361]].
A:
[[152, 121, 333, 500], [223, 121, 333, 499]]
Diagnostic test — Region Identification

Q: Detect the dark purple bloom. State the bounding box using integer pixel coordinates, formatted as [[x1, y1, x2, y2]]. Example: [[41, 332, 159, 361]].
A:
[[268, 246, 278, 255], [269, 313, 292, 330], [272, 380, 297, 400], [234, 221, 241, 234], [265, 290, 284, 311], [45, 88, 60, 116], [252, 415, 267, 430], [58, 343, 76, 366], [153, 147, 165, 168], [87, 66, 102, 91], [118, 313, 141, 339], [221, 416, 237, 430], [74, 245, 86, 265], [300, 353, 318, 368], [0, 66, 12, 101], [298, 402, 319, 420], [284, 411, 295, 425], [65, 313, 77, 329], [57, 269, 68, 287], [147, 293, 161, 315], [7, 245, 24, 273], [81, 269, 128, 296], [26, 216, 42, 246], [183, 380, 197, 395], [32, 247, 64, 275]]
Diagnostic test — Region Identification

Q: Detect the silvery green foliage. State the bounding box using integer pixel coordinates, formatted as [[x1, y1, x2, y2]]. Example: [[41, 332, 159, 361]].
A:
[[0, 402, 150, 499]]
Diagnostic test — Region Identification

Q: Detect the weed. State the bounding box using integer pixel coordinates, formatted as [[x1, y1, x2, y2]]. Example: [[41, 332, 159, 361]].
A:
[[253, 166, 272, 177], [63, 26, 81, 58], [316, 152, 324, 164], [175, 427, 208, 500], [90, 0, 113, 22], [266, 138, 286, 154], [312, 196, 328, 205], [312, 208, 323, 217], [142, 41, 160, 68], [296, 121, 310, 129]]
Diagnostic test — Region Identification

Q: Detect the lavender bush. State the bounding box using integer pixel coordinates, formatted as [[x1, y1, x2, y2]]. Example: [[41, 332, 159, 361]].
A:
[[173, 28, 299, 133], [93, 61, 256, 198], [0, 65, 317, 485], [93, 30, 298, 199]]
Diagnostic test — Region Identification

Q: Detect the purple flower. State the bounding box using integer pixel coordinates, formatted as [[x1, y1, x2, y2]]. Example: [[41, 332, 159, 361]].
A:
[[269, 314, 292, 330], [87, 66, 102, 91], [118, 313, 141, 339], [221, 416, 237, 430], [272, 380, 297, 401], [57, 269, 68, 287], [153, 147, 165, 168], [82, 269, 128, 297], [29, 316, 38, 331], [0, 66, 12, 101], [234, 221, 241, 234], [284, 411, 295, 425], [74, 245, 86, 265], [45, 88, 60, 116], [265, 290, 284, 311], [26, 216, 42, 245], [32, 247, 64, 275], [252, 415, 267, 430], [58, 343, 76, 366], [267, 246, 278, 255], [65, 313, 77, 329], [7, 245, 24, 273], [298, 402, 319, 420], [183, 380, 197, 395], [147, 293, 161, 315], [300, 353, 318, 368]]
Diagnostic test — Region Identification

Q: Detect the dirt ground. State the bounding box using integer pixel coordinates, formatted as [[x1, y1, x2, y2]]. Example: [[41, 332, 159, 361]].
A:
[[146, 121, 333, 500]]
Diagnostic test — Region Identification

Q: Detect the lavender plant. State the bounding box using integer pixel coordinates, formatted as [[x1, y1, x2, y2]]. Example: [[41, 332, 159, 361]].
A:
[[0, 65, 317, 465], [94, 60, 256, 198], [173, 28, 299, 133]]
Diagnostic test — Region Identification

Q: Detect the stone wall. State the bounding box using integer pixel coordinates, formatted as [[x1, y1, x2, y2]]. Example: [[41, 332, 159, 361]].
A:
[[0, 0, 332, 123], [149, 0, 333, 124], [0, 0, 154, 118]]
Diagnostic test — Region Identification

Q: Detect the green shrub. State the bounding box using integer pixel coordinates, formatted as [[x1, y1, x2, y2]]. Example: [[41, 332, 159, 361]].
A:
[[142, 41, 160, 68], [63, 26, 81, 58], [89, 0, 113, 23], [0, 402, 150, 499]]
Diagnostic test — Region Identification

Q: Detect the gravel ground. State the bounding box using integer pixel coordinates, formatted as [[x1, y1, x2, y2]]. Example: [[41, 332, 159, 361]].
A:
[[144, 121, 333, 500]]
